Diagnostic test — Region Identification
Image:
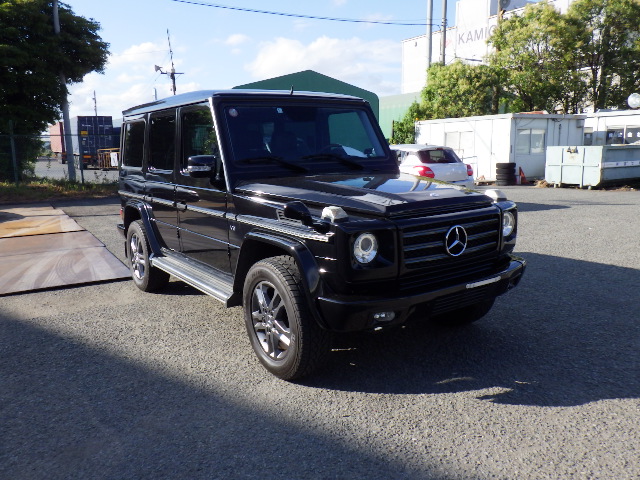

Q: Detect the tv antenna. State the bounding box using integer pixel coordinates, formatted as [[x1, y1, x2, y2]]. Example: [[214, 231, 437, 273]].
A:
[[154, 29, 184, 95]]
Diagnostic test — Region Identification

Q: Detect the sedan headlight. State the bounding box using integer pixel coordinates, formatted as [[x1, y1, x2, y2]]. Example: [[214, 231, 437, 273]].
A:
[[353, 233, 378, 264], [502, 211, 516, 237]]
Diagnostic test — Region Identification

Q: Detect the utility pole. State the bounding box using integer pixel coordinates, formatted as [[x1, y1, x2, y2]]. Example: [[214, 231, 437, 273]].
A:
[[52, 0, 76, 181], [92, 90, 98, 116], [426, 0, 433, 72], [440, 0, 447, 65], [155, 30, 183, 95]]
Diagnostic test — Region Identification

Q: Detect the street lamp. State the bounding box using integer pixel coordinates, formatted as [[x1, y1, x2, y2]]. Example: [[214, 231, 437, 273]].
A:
[[628, 93, 640, 109]]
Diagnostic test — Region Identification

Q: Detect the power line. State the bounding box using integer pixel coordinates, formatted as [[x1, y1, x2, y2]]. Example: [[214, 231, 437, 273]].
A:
[[168, 0, 441, 27]]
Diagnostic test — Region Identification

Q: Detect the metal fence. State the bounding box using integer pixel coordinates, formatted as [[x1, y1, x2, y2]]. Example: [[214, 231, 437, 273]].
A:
[[0, 133, 119, 185]]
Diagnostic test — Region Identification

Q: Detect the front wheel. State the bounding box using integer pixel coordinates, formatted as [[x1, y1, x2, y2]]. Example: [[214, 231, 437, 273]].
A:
[[243, 256, 331, 380]]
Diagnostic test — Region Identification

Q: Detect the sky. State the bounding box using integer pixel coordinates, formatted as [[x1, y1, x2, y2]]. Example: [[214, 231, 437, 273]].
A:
[[62, 0, 458, 119]]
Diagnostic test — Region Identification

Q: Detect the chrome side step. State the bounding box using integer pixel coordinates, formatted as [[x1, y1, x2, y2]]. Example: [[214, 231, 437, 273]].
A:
[[151, 253, 236, 306]]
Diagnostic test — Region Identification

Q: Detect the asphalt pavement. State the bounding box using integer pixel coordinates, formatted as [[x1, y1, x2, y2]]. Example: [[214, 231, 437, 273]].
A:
[[1, 186, 639, 479]]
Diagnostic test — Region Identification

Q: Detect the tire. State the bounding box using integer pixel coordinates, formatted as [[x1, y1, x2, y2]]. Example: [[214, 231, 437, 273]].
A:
[[496, 163, 515, 172], [243, 256, 331, 380], [434, 299, 495, 326], [496, 173, 516, 181], [126, 220, 170, 292]]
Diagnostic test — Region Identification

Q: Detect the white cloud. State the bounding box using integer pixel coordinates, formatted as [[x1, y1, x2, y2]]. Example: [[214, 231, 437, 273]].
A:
[[333, 0, 347, 6], [225, 34, 251, 46], [245, 36, 400, 95], [108, 41, 168, 70], [65, 40, 196, 119]]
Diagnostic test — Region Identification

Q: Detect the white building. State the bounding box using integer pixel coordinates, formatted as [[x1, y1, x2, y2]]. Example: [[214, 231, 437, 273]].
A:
[[415, 113, 586, 181], [398, 0, 640, 183], [402, 0, 573, 94], [584, 111, 640, 146]]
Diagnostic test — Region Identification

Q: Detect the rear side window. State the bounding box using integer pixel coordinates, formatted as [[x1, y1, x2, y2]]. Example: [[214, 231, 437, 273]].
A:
[[148, 112, 176, 171], [122, 121, 145, 168], [417, 148, 460, 164]]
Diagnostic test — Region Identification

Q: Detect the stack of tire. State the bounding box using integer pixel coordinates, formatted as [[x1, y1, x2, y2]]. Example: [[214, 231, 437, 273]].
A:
[[496, 162, 517, 186]]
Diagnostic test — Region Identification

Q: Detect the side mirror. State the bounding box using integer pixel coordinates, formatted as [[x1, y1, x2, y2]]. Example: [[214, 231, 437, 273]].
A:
[[283, 201, 314, 226], [186, 155, 217, 178], [283, 201, 330, 233]]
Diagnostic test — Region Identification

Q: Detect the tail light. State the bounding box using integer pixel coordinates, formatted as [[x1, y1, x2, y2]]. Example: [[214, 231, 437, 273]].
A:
[[466, 164, 474, 177], [413, 165, 435, 178]]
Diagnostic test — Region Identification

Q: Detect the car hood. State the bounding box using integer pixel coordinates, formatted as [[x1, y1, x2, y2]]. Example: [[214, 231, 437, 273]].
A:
[[235, 173, 493, 217]]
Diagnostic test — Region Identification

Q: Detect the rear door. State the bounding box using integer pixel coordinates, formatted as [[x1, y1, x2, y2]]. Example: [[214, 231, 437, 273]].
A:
[[145, 110, 180, 251]]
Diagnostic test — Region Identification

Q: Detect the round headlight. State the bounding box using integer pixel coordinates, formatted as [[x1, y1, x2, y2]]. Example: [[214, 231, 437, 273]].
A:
[[503, 211, 516, 237], [353, 233, 378, 264]]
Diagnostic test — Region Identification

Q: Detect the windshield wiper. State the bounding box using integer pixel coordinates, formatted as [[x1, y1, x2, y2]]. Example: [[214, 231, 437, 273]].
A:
[[237, 155, 308, 173], [301, 153, 364, 170]]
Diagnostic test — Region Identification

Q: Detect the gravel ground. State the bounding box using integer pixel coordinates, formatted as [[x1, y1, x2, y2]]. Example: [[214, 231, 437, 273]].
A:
[[1, 186, 638, 479]]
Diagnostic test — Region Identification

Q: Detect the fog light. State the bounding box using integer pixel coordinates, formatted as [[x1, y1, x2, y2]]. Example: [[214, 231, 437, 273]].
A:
[[373, 311, 396, 322]]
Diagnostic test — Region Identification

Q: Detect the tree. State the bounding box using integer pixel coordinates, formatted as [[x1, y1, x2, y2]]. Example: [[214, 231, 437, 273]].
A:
[[0, 0, 109, 180], [488, 1, 587, 113], [567, 0, 640, 110], [421, 61, 507, 118], [390, 101, 429, 144], [390, 62, 517, 144]]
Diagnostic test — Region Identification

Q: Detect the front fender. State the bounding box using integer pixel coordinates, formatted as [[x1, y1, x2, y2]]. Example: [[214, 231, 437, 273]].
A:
[[233, 231, 328, 328]]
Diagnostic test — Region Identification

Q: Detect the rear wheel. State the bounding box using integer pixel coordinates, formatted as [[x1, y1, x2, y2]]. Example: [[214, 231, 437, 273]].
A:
[[126, 220, 170, 292], [243, 256, 331, 380]]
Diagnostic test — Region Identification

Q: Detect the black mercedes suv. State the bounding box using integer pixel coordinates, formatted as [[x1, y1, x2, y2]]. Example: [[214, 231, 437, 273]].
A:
[[117, 90, 525, 380]]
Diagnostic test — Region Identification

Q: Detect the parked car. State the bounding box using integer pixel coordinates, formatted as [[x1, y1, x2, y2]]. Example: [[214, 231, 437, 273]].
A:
[[390, 144, 475, 189], [117, 90, 525, 380]]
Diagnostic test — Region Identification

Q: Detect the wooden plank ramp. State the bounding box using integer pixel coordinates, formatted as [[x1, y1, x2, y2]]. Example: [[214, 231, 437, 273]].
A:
[[0, 205, 130, 295]]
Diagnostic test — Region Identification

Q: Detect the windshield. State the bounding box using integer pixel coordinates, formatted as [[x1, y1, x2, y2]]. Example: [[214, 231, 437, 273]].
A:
[[222, 103, 387, 175]]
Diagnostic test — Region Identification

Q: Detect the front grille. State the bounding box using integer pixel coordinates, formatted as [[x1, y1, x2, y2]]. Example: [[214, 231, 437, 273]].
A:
[[398, 208, 501, 291]]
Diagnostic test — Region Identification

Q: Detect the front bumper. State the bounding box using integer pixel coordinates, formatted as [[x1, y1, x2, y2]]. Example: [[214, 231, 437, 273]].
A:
[[316, 256, 526, 332]]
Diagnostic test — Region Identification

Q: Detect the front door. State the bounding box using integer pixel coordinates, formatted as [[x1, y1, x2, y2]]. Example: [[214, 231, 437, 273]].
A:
[[176, 104, 231, 273]]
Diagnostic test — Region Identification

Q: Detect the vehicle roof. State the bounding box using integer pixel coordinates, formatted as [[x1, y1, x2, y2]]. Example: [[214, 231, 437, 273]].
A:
[[122, 89, 367, 116], [389, 144, 452, 152]]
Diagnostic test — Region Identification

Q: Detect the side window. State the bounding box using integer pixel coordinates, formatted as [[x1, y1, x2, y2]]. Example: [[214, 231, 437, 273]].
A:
[[122, 121, 145, 168], [181, 105, 219, 169], [148, 112, 176, 170]]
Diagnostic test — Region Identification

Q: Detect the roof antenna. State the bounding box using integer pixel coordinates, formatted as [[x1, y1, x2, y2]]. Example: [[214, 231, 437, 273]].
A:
[[290, 85, 294, 95]]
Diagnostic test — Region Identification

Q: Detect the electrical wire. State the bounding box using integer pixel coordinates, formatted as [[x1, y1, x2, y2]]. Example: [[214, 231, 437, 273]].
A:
[[168, 0, 441, 27]]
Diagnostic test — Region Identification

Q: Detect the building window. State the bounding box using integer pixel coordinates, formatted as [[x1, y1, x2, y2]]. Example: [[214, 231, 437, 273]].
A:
[[516, 128, 546, 154], [606, 128, 625, 145], [583, 128, 593, 146]]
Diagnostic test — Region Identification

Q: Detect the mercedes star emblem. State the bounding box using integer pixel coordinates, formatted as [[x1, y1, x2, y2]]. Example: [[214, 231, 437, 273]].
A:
[[445, 225, 468, 257]]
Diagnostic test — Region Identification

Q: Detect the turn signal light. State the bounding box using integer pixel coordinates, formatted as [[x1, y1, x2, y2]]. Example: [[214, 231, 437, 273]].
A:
[[466, 164, 474, 176]]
